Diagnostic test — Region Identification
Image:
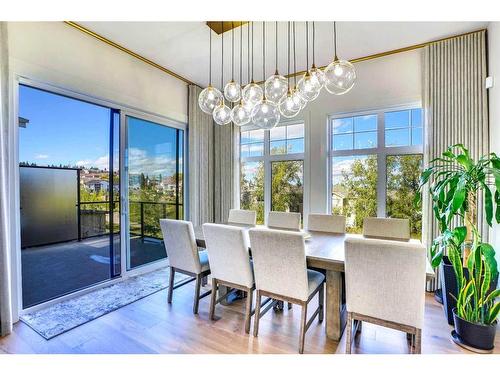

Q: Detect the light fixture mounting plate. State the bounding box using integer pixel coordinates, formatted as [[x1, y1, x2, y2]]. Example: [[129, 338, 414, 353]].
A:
[[206, 21, 248, 35]]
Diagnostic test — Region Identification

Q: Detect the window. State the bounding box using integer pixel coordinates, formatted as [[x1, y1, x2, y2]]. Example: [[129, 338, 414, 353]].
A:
[[270, 123, 305, 155], [239, 123, 305, 225], [330, 107, 423, 237], [127, 116, 184, 270], [385, 109, 423, 147]]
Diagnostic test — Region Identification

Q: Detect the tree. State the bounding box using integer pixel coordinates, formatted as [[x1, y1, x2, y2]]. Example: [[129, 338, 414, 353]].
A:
[[386, 154, 423, 238], [334, 155, 378, 232]]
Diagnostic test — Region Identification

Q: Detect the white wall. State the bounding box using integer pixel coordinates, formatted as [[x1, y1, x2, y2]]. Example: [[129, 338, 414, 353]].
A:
[[295, 49, 422, 217], [7, 22, 188, 123], [488, 22, 500, 270]]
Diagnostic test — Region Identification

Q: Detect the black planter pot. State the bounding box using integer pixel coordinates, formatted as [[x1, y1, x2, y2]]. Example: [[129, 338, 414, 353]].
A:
[[452, 308, 497, 351], [440, 256, 499, 325]]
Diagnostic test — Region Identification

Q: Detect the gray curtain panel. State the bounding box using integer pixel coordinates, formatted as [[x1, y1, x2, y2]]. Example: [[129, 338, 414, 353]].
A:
[[188, 85, 236, 226], [422, 30, 489, 291], [0, 22, 13, 337]]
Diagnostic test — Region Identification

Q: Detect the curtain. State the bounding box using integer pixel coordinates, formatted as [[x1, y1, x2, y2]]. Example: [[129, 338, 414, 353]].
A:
[[422, 30, 489, 291], [188, 85, 236, 226], [0, 21, 13, 337]]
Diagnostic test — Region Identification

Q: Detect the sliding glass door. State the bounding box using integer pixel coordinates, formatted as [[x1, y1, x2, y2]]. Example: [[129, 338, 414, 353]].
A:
[[126, 116, 184, 270], [18, 84, 120, 308]]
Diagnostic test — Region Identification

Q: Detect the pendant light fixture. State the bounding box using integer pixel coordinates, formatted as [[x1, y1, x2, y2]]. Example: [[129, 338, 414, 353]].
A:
[[278, 21, 301, 118], [251, 22, 280, 130], [241, 22, 263, 108], [298, 21, 322, 102], [324, 21, 356, 95], [309, 21, 326, 88], [198, 26, 223, 114], [264, 22, 288, 104], [224, 22, 242, 102], [291, 22, 307, 111], [231, 23, 251, 126], [213, 22, 232, 125]]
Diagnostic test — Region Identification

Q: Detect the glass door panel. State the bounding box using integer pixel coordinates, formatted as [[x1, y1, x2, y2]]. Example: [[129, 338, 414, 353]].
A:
[[18, 84, 120, 308], [126, 116, 184, 269]]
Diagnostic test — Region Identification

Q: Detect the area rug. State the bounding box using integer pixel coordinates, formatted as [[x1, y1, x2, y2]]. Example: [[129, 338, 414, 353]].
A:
[[20, 267, 190, 340]]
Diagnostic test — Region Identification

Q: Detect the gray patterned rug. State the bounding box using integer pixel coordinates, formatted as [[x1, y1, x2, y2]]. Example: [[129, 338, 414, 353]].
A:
[[21, 267, 189, 340]]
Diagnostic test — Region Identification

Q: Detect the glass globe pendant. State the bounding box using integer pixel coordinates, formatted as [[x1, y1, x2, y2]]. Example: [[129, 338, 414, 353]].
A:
[[231, 100, 251, 126], [242, 81, 263, 107], [224, 80, 241, 102], [264, 71, 288, 104], [198, 85, 223, 114], [324, 58, 356, 95], [297, 71, 322, 102], [310, 64, 326, 88], [213, 100, 232, 125], [291, 86, 307, 110], [251, 98, 280, 130], [278, 89, 301, 118]]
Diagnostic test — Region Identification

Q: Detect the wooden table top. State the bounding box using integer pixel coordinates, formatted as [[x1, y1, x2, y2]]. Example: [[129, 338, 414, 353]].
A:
[[194, 225, 435, 278]]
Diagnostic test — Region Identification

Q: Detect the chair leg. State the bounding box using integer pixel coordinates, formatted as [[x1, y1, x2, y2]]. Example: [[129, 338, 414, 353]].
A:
[[244, 288, 253, 334], [414, 329, 422, 354], [253, 291, 262, 337], [167, 267, 175, 304], [318, 284, 324, 323], [298, 303, 308, 354], [209, 278, 218, 320], [345, 312, 353, 354], [193, 274, 202, 314]]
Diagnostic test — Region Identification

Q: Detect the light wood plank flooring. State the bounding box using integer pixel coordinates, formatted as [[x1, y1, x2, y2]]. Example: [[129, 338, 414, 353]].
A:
[[1, 283, 499, 354]]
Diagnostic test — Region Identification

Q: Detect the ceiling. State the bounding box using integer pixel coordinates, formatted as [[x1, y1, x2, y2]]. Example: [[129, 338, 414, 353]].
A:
[[79, 21, 488, 88]]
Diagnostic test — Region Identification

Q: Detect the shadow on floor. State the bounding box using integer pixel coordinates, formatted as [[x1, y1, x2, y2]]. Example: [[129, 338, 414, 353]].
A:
[[21, 235, 166, 308]]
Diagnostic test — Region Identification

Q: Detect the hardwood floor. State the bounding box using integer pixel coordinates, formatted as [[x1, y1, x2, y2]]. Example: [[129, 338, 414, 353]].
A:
[[1, 283, 499, 354]]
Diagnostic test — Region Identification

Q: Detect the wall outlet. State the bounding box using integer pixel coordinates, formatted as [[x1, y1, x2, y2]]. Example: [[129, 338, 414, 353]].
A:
[[486, 76, 494, 89]]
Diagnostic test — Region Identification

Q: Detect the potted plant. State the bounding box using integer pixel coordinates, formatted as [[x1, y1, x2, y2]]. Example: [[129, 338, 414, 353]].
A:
[[416, 144, 500, 351]]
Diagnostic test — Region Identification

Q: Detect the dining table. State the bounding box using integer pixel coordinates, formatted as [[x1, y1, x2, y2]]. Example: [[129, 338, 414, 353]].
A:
[[193, 224, 435, 342]]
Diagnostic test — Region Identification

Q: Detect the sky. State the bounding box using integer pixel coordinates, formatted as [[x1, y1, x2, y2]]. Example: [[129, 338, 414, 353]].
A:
[[19, 85, 182, 178]]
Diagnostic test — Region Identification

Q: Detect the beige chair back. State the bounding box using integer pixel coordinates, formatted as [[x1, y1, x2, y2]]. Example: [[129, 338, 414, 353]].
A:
[[160, 219, 202, 274], [227, 209, 257, 226], [363, 217, 410, 241], [249, 228, 309, 301], [202, 223, 254, 288], [307, 214, 346, 233], [267, 211, 301, 231], [344, 237, 426, 328]]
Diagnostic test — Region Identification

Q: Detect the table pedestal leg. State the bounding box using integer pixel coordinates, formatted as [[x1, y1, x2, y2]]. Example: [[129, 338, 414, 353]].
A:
[[325, 270, 347, 341]]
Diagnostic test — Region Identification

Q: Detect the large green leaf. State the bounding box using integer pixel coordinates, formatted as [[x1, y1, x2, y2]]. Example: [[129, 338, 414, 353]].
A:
[[495, 190, 500, 224], [450, 177, 466, 214], [484, 289, 500, 305], [480, 243, 499, 280], [483, 183, 493, 226], [486, 301, 500, 325], [457, 154, 473, 171]]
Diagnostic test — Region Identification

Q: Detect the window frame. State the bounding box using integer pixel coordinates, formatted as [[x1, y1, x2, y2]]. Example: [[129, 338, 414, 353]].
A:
[[328, 104, 423, 218], [239, 120, 305, 224]]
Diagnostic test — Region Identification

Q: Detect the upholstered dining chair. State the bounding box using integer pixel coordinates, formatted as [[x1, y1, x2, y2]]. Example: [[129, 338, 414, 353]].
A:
[[344, 237, 427, 354], [160, 219, 211, 314], [307, 213, 346, 233], [202, 223, 255, 333], [267, 211, 301, 231], [249, 228, 325, 354], [227, 209, 257, 226], [363, 217, 410, 241]]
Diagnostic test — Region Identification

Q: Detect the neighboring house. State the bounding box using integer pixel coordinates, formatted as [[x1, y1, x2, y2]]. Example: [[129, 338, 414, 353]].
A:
[[85, 179, 109, 193], [332, 191, 345, 209]]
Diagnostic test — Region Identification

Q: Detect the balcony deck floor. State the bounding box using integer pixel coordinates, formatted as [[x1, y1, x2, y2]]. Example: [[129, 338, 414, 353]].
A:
[[21, 236, 166, 308]]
